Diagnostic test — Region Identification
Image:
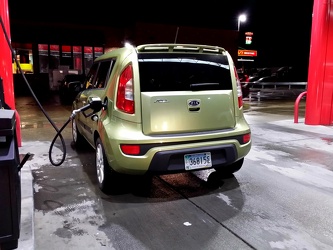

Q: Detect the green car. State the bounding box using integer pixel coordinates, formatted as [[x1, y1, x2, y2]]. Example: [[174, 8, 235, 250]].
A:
[[71, 43, 251, 193]]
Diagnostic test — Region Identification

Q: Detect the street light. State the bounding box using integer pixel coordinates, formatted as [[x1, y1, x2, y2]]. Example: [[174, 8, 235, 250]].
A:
[[238, 14, 246, 31]]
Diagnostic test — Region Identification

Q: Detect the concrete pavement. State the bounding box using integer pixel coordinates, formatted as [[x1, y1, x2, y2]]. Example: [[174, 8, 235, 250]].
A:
[[13, 95, 333, 249]]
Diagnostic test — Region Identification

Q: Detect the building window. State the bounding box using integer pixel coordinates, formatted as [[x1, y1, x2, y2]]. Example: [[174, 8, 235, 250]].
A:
[[49, 44, 60, 70], [38, 44, 48, 73], [61, 45, 72, 68], [84, 46, 93, 75], [94, 47, 103, 59], [12, 43, 33, 74], [73, 46, 82, 74]]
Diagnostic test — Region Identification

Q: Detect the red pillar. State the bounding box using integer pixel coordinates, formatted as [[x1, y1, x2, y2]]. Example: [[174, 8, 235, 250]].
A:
[[305, 0, 333, 125], [0, 0, 22, 146]]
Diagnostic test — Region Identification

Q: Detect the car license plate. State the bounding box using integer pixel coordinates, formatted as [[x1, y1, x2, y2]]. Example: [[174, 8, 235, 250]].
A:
[[184, 152, 212, 170]]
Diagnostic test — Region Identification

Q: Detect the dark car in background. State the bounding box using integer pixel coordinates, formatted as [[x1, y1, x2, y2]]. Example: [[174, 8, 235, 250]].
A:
[[58, 74, 86, 104], [248, 67, 272, 82], [249, 66, 307, 83]]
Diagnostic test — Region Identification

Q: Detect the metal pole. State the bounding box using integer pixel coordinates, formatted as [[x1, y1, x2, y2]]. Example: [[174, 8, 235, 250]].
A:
[[305, 0, 333, 125]]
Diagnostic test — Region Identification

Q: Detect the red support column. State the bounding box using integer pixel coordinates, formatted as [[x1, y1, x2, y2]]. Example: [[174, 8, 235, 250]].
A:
[[0, 0, 22, 146], [305, 0, 333, 125]]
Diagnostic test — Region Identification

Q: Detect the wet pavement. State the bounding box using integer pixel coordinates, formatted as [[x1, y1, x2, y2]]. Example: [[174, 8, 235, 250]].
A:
[[13, 93, 333, 250]]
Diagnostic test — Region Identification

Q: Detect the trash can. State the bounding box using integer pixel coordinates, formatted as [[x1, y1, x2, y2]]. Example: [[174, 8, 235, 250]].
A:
[[0, 109, 21, 250]]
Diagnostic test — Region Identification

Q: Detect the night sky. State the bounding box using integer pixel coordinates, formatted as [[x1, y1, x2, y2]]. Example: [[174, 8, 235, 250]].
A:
[[8, 0, 315, 69]]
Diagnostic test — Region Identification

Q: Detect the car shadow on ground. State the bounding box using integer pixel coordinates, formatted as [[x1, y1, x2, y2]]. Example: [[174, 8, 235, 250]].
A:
[[71, 140, 241, 201]]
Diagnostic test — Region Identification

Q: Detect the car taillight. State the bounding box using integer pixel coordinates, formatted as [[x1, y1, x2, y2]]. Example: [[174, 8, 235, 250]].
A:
[[116, 64, 134, 114], [243, 133, 251, 144], [120, 144, 140, 155], [234, 67, 243, 108]]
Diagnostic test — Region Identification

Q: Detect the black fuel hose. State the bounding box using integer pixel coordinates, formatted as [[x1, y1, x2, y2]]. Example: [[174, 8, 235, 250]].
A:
[[0, 16, 68, 166]]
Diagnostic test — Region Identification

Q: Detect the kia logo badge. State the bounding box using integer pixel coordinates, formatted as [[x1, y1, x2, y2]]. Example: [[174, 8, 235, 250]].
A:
[[188, 100, 200, 106]]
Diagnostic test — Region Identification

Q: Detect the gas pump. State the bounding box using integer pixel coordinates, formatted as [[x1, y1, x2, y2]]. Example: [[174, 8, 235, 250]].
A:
[[0, 3, 31, 248], [0, 11, 104, 249], [0, 107, 30, 250]]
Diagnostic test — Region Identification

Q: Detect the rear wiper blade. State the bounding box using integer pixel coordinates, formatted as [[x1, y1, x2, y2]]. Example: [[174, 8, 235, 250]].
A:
[[190, 82, 220, 90]]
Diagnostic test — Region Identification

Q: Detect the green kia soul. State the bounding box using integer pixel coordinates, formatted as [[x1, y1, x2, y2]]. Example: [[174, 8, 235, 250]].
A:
[[71, 43, 251, 193]]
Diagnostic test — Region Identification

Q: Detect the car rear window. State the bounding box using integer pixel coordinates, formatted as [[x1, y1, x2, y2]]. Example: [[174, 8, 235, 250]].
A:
[[138, 53, 232, 92]]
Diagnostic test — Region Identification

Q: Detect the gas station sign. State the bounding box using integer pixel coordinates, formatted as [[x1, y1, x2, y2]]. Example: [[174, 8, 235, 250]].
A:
[[245, 32, 253, 44], [238, 50, 257, 57]]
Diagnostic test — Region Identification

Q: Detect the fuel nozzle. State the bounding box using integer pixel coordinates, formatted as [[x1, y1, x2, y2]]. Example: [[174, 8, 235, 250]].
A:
[[71, 97, 105, 119]]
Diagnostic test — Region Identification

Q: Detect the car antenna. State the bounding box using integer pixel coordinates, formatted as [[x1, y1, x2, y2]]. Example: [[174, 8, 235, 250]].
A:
[[174, 26, 179, 43]]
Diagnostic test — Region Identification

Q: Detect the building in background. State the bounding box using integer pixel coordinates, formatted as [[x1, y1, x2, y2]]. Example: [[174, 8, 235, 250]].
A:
[[9, 20, 239, 95]]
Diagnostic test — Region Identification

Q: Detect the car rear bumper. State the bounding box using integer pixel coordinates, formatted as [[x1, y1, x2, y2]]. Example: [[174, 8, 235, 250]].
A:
[[147, 144, 238, 174], [100, 119, 251, 175], [104, 136, 251, 175]]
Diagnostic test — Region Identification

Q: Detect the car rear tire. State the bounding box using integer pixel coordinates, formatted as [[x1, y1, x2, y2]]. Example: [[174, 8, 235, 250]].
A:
[[214, 158, 244, 177], [72, 118, 84, 147], [95, 138, 116, 193]]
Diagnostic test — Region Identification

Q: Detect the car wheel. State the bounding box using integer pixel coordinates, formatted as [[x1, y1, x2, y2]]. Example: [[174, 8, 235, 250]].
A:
[[214, 158, 244, 177], [95, 137, 115, 193], [72, 118, 84, 147]]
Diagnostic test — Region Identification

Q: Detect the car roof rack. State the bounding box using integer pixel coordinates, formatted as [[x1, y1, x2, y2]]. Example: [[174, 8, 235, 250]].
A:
[[136, 44, 226, 54]]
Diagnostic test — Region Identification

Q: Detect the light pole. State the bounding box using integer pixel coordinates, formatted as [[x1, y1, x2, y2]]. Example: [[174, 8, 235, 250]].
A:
[[238, 14, 246, 31]]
